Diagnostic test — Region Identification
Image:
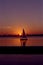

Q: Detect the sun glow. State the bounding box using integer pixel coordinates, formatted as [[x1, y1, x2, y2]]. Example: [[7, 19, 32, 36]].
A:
[[18, 31, 22, 36], [19, 33, 22, 36], [17, 28, 22, 35]]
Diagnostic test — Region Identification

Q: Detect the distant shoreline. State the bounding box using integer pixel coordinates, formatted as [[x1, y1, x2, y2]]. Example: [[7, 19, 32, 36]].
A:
[[0, 34, 43, 37]]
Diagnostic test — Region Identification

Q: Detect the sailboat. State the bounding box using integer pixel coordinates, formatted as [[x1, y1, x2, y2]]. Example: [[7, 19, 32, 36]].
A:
[[20, 29, 28, 40]]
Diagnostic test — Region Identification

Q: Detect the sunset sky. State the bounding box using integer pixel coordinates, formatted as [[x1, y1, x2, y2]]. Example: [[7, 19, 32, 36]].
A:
[[0, 0, 43, 34]]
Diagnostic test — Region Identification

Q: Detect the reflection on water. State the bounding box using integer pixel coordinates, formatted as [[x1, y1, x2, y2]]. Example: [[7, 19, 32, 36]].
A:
[[20, 39, 27, 46], [0, 37, 43, 46], [0, 38, 21, 46]]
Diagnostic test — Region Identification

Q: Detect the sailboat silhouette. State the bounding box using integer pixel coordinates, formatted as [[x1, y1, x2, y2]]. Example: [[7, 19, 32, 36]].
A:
[[20, 29, 28, 40]]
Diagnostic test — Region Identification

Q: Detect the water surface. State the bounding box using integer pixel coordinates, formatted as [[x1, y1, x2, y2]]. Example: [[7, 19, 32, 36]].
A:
[[0, 54, 43, 65], [0, 37, 43, 46]]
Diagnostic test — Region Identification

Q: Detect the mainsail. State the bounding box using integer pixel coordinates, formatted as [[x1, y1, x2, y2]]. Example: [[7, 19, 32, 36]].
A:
[[22, 29, 26, 37]]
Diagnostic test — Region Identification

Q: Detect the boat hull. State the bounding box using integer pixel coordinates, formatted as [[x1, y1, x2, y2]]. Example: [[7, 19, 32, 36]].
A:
[[20, 37, 28, 40]]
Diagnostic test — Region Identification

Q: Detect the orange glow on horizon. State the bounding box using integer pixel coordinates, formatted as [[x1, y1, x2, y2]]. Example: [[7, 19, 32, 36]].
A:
[[18, 31, 22, 35], [19, 33, 22, 36], [0, 26, 43, 35]]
